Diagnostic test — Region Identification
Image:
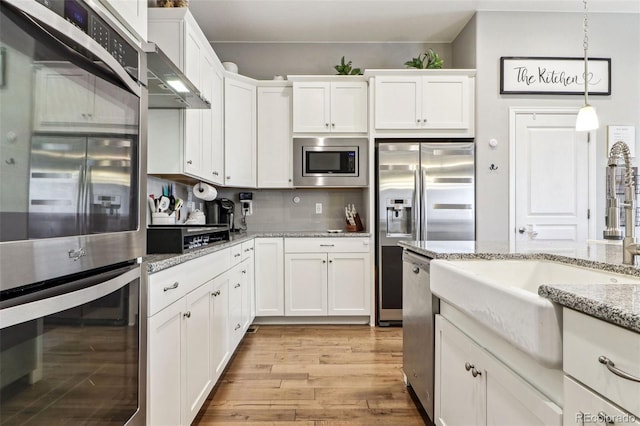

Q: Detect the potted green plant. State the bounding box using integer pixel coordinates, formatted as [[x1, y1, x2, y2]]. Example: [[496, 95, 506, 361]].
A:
[[334, 56, 362, 75], [404, 49, 444, 69]]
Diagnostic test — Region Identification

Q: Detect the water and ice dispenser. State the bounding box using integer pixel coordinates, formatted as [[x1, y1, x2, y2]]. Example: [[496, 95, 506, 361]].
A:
[[386, 198, 412, 236]]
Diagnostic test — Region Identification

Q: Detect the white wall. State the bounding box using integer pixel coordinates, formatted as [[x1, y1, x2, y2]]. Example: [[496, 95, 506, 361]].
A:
[[471, 11, 640, 241], [211, 42, 452, 79]]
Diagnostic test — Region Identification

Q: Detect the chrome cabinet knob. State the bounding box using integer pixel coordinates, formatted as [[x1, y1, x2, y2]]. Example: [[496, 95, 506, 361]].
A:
[[471, 368, 482, 378], [183, 311, 191, 318], [325, 123, 329, 128], [465, 362, 473, 371], [331, 123, 335, 127], [187, 160, 193, 165], [518, 227, 526, 234], [412, 267, 419, 274]]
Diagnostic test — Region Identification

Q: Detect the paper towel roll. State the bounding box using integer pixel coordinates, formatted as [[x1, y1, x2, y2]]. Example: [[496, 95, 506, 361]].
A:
[[192, 182, 217, 201]]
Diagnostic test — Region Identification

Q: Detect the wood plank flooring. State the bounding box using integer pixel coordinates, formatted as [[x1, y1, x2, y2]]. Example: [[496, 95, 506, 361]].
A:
[[193, 325, 427, 425]]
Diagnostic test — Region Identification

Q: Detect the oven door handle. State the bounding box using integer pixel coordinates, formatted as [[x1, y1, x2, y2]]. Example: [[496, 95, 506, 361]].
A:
[[1, 265, 140, 329], [2, 0, 142, 97]]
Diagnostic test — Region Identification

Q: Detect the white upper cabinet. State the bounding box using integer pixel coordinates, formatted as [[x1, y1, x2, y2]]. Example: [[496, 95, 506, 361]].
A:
[[257, 85, 293, 188], [369, 70, 475, 137], [225, 77, 257, 188], [291, 78, 368, 134], [99, 0, 147, 42], [147, 8, 225, 185]]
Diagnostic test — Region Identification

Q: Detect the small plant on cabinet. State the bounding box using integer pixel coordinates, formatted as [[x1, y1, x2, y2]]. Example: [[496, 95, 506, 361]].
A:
[[334, 56, 362, 75]]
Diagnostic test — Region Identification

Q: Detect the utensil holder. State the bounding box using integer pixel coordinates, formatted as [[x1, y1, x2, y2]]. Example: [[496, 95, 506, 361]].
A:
[[152, 212, 176, 225]]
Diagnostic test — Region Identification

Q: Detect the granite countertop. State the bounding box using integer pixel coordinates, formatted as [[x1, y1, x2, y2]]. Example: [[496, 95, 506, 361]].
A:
[[400, 240, 640, 333], [145, 230, 371, 274]]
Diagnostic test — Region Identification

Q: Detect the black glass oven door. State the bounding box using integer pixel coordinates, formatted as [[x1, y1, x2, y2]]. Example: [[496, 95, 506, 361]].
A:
[[0, 264, 141, 424]]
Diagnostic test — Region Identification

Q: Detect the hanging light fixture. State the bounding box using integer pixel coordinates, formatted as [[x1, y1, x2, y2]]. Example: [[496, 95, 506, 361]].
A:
[[576, 0, 599, 131]]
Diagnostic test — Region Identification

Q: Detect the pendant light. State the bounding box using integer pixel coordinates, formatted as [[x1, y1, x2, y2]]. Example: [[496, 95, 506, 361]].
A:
[[576, 0, 599, 131]]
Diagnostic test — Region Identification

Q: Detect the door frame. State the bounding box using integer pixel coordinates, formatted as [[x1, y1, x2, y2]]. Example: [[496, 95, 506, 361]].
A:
[[508, 107, 597, 246]]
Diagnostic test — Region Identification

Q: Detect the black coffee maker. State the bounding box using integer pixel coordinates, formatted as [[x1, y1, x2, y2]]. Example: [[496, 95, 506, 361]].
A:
[[204, 198, 235, 230]]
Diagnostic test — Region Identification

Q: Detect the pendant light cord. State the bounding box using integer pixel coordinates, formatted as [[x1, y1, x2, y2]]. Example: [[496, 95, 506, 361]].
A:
[[583, 0, 590, 106]]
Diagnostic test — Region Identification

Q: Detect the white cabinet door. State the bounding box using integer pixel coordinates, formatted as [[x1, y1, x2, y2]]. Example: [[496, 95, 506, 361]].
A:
[[422, 76, 470, 130], [34, 67, 93, 127], [148, 300, 186, 426], [209, 67, 225, 185], [254, 238, 285, 316], [100, 0, 147, 41], [563, 376, 640, 426], [330, 82, 368, 133], [199, 52, 215, 182], [435, 315, 485, 426], [292, 82, 331, 133], [284, 253, 327, 316], [374, 76, 422, 129], [240, 257, 252, 331], [257, 86, 293, 187], [183, 23, 202, 93], [228, 264, 244, 348], [184, 283, 213, 425], [327, 252, 370, 316], [211, 273, 230, 383], [225, 78, 257, 187]]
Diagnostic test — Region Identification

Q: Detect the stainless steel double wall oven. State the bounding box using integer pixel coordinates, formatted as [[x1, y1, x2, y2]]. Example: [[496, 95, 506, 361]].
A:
[[0, 0, 147, 423]]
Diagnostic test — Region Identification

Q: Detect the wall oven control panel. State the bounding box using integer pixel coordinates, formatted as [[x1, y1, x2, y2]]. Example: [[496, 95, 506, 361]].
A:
[[35, 0, 138, 72]]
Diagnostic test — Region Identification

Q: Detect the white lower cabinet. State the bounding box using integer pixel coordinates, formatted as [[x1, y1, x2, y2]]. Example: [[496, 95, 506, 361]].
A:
[[147, 280, 212, 426], [285, 252, 328, 316], [254, 238, 285, 316], [184, 282, 213, 424], [435, 315, 562, 426], [148, 297, 185, 426], [562, 308, 640, 423], [147, 243, 255, 425], [283, 238, 371, 317], [210, 273, 229, 384]]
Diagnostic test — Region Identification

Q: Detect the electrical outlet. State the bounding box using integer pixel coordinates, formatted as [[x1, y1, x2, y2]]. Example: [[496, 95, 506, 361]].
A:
[[315, 203, 322, 214], [242, 201, 253, 216]]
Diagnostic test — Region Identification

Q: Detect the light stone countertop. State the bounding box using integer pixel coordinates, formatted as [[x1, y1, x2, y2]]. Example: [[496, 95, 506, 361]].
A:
[[399, 240, 640, 333], [145, 230, 371, 274]]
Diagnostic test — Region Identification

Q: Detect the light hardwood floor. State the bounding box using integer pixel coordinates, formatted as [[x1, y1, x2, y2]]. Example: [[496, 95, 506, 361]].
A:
[[194, 325, 427, 425]]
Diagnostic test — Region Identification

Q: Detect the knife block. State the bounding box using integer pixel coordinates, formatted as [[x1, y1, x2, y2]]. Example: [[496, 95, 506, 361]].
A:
[[346, 213, 364, 232]]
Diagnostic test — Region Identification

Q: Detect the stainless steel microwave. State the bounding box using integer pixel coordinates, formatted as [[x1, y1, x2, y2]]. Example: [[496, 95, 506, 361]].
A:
[[293, 138, 368, 187]]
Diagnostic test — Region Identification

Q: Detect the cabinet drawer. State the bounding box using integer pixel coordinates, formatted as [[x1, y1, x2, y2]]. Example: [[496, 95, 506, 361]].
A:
[[563, 308, 640, 416], [148, 249, 230, 316], [564, 376, 640, 426], [241, 239, 255, 260], [285, 237, 370, 253], [230, 243, 243, 265]]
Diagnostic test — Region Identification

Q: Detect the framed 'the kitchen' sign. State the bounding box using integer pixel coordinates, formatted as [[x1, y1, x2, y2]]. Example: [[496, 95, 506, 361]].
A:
[[500, 56, 611, 95]]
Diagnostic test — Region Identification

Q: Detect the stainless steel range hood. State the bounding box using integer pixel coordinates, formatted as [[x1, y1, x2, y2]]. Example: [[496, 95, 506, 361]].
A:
[[144, 42, 211, 109]]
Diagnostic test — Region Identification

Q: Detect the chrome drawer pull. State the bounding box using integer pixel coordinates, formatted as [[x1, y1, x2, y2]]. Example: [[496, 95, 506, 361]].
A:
[[183, 311, 191, 318], [234, 324, 241, 330], [320, 244, 335, 247], [234, 253, 241, 258], [598, 356, 640, 382], [234, 283, 241, 288], [163, 282, 179, 292]]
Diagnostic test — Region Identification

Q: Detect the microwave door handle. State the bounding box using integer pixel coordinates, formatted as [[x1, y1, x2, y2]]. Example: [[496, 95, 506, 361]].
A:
[[2, 0, 142, 97]]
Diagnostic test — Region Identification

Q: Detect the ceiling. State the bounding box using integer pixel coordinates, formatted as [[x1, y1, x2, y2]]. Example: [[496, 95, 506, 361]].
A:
[[187, 0, 640, 44]]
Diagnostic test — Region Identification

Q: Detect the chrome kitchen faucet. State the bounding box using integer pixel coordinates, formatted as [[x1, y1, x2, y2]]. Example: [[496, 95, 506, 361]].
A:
[[606, 141, 640, 265]]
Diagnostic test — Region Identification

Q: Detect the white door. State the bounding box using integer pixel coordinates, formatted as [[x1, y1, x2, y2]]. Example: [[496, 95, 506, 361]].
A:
[[292, 82, 331, 133], [184, 283, 213, 424], [330, 82, 368, 133], [257, 86, 293, 187], [210, 273, 229, 383], [512, 110, 591, 244], [374, 76, 421, 129], [284, 253, 327, 316], [225, 78, 257, 187], [327, 253, 370, 316], [422, 76, 470, 130]]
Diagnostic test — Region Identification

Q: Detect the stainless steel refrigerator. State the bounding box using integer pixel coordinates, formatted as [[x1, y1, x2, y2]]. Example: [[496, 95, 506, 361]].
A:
[[376, 140, 475, 324]]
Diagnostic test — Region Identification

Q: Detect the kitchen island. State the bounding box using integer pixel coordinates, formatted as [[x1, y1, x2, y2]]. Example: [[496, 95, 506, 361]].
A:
[[399, 240, 640, 332], [399, 240, 640, 425]]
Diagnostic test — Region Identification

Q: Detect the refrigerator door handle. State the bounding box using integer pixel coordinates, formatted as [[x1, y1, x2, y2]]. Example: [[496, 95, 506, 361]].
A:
[[413, 167, 420, 240], [420, 167, 428, 241]]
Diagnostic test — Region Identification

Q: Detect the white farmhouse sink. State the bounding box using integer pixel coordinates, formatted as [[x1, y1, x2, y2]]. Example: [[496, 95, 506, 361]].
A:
[[430, 259, 640, 367]]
